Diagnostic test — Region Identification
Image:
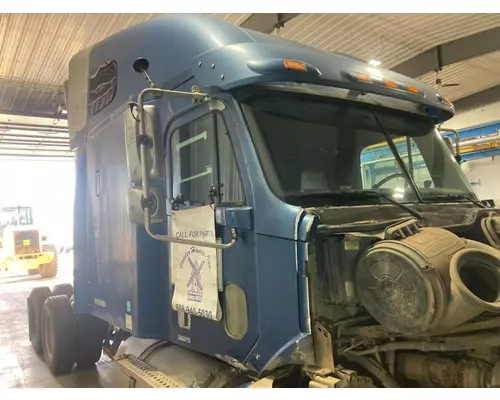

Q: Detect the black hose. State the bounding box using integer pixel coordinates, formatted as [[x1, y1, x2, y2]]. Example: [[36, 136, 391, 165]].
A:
[[346, 332, 500, 356], [344, 354, 399, 388]]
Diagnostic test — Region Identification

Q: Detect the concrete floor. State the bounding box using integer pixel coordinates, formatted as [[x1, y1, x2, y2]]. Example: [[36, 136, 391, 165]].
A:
[[0, 254, 113, 388]]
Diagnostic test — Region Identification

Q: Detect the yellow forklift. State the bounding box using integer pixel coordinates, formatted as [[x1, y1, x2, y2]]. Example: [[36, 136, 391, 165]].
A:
[[0, 206, 58, 278]]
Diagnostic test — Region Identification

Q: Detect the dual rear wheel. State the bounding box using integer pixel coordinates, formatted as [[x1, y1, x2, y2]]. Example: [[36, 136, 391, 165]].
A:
[[27, 284, 109, 375]]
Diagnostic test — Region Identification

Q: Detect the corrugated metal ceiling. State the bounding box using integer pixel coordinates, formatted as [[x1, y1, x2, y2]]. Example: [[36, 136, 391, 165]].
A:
[[275, 14, 500, 70], [418, 49, 500, 101], [0, 13, 499, 119]]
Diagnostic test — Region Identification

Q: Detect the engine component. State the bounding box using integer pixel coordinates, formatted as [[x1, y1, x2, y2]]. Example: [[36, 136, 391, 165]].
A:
[[396, 353, 497, 388], [344, 354, 399, 388], [344, 332, 500, 356], [355, 227, 500, 334], [481, 213, 500, 249]]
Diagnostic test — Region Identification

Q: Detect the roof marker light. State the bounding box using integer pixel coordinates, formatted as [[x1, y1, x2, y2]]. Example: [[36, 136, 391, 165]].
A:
[[283, 60, 307, 71], [384, 80, 398, 89], [406, 85, 420, 94], [355, 73, 372, 83]]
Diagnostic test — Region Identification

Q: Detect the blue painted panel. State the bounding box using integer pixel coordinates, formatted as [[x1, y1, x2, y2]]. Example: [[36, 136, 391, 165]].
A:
[[78, 109, 170, 337], [192, 42, 453, 122], [71, 13, 465, 373], [73, 146, 92, 314], [297, 213, 317, 333], [457, 120, 500, 140], [168, 228, 260, 363], [158, 99, 260, 365], [82, 111, 136, 329], [245, 234, 304, 371], [73, 14, 455, 148]]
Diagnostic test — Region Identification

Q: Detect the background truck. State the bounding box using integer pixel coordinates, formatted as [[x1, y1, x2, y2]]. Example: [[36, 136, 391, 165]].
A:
[[27, 14, 500, 388], [0, 205, 58, 278]]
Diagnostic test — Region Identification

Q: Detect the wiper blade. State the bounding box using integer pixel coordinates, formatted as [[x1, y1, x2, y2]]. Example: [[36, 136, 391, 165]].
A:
[[424, 194, 486, 208], [293, 190, 424, 220]]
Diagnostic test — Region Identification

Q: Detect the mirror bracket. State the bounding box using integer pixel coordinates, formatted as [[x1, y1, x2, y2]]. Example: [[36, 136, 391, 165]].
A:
[[128, 69, 237, 250]]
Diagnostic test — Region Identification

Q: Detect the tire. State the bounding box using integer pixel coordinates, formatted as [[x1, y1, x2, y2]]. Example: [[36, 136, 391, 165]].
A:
[[39, 244, 58, 279], [76, 313, 109, 368], [41, 295, 77, 375], [28, 268, 40, 276], [52, 283, 73, 298], [27, 286, 52, 354]]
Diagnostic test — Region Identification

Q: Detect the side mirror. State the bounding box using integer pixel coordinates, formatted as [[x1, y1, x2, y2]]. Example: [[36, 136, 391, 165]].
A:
[[41, 234, 48, 241], [124, 104, 164, 185], [127, 186, 166, 225]]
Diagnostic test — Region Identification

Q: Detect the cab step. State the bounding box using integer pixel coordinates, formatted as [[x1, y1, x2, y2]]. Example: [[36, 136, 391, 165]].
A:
[[115, 354, 185, 388]]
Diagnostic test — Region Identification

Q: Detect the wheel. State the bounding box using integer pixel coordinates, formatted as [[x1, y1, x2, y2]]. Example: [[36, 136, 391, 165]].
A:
[[52, 283, 73, 298], [28, 268, 40, 276], [27, 286, 52, 354], [39, 244, 58, 279], [76, 313, 109, 368], [41, 295, 77, 375]]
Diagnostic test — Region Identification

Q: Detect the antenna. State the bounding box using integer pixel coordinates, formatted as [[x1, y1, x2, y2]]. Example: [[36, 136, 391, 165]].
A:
[[132, 57, 154, 87]]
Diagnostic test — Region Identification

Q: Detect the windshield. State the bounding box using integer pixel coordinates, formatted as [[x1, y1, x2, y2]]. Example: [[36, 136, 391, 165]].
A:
[[240, 93, 475, 207]]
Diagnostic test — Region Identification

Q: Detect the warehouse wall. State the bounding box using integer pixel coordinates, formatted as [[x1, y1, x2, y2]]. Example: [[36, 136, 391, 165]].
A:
[[442, 101, 500, 205], [442, 101, 500, 130], [461, 156, 500, 204]]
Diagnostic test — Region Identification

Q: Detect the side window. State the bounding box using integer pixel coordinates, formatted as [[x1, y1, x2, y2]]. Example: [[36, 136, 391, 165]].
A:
[[88, 60, 117, 116], [171, 113, 244, 206], [171, 114, 215, 206]]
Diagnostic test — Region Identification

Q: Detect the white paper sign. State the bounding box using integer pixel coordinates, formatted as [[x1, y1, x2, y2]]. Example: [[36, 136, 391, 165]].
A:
[[171, 205, 221, 321]]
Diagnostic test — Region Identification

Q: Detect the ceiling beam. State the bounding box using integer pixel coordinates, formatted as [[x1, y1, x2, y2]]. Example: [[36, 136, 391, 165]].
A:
[[0, 112, 67, 136], [453, 84, 500, 113], [0, 152, 73, 160], [239, 13, 300, 34], [0, 112, 67, 129], [391, 27, 500, 78]]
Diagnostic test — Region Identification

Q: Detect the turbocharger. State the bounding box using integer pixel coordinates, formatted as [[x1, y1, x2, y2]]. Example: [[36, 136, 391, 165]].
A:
[[355, 226, 500, 334]]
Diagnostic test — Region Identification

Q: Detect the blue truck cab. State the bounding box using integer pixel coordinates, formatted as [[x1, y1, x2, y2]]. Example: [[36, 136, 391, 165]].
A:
[[28, 14, 500, 388]]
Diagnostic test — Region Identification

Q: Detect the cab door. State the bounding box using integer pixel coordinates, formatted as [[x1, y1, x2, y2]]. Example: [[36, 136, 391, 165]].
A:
[[164, 103, 258, 364]]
